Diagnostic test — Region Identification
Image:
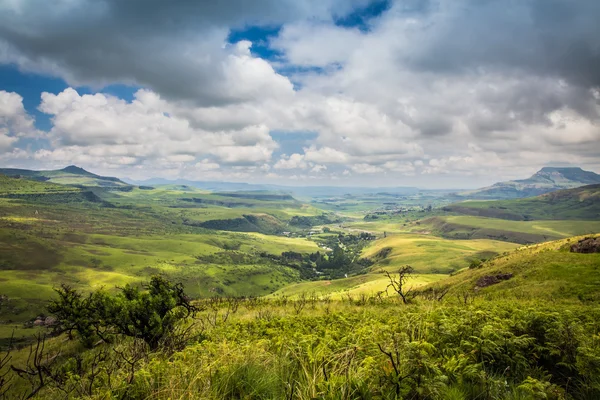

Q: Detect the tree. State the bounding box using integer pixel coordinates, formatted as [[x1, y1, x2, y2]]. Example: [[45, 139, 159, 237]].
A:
[[385, 266, 415, 304], [105, 276, 197, 350], [48, 276, 198, 350]]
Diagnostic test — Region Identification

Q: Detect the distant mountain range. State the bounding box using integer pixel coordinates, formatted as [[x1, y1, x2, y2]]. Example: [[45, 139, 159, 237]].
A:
[[126, 178, 421, 198], [2, 165, 598, 200], [0, 165, 131, 189], [459, 167, 600, 199]]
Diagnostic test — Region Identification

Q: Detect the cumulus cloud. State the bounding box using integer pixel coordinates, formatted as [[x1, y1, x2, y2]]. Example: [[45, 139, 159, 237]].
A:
[[30, 88, 280, 171], [1, 0, 600, 186], [274, 153, 308, 169], [0, 90, 40, 151], [0, 0, 368, 105]]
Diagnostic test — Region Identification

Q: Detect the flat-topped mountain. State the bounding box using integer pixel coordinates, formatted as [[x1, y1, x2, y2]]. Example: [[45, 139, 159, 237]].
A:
[[0, 165, 131, 189], [460, 167, 600, 199]]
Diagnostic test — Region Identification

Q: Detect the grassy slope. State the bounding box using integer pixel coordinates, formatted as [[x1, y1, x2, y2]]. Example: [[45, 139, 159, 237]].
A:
[[0, 166, 130, 188], [361, 233, 519, 273], [416, 215, 600, 244], [0, 176, 80, 194], [447, 184, 600, 220], [0, 183, 324, 341], [270, 273, 447, 298], [433, 234, 600, 301]]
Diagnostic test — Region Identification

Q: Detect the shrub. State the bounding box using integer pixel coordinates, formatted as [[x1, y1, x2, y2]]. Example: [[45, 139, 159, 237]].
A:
[[48, 276, 197, 350]]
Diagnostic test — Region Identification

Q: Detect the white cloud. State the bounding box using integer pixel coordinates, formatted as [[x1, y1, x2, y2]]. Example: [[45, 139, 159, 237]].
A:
[[195, 159, 220, 171], [2, 1, 600, 186], [350, 163, 384, 174], [303, 145, 349, 164], [274, 153, 307, 169], [271, 23, 362, 67]]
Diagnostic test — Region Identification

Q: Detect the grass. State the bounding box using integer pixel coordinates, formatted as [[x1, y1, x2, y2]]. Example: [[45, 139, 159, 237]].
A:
[[270, 273, 447, 298], [447, 184, 600, 220], [0, 185, 325, 342], [433, 233, 600, 301], [5, 295, 600, 399], [361, 233, 519, 273]]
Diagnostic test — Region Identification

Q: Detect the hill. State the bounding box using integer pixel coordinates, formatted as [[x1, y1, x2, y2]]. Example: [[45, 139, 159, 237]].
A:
[[0, 175, 108, 204], [0, 165, 131, 189], [4, 235, 600, 399], [445, 184, 600, 221], [459, 166, 600, 199], [431, 234, 600, 301]]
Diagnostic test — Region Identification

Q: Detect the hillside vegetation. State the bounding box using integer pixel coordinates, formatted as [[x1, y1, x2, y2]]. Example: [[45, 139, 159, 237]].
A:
[[446, 184, 600, 221], [431, 234, 600, 302], [0, 165, 131, 189], [412, 216, 600, 244], [2, 168, 600, 399], [2, 236, 600, 399], [0, 178, 329, 344]]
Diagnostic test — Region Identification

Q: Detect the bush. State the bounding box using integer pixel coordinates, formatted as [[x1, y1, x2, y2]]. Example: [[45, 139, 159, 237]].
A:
[[48, 276, 197, 350]]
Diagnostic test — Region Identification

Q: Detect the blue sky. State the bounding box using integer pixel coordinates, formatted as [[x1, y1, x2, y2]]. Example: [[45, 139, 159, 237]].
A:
[[0, 0, 598, 188]]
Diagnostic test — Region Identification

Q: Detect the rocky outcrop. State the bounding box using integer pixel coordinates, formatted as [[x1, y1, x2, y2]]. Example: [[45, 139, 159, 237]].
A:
[[570, 237, 600, 254], [476, 273, 514, 288]]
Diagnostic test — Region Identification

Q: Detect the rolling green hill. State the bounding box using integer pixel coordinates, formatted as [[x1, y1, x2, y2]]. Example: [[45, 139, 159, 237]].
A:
[[413, 216, 600, 244], [0, 179, 329, 344], [431, 234, 600, 301], [445, 184, 600, 221], [0, 165, 131, 189], [459, 167, 600, 199]]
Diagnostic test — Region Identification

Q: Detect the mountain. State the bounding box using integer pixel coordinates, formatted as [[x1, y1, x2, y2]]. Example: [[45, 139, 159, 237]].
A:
[[459, 167, 600, 199], [127, 177, 420, 198], [0, 165, 132, 190], [445, 184, 600, 221]]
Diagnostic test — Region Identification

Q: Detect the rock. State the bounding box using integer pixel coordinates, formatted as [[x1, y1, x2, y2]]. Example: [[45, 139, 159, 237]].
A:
[[570, 237, 600, 254], [44, 316, 57, 326], [33, 318, 45, 326], [476, 273, 513, 288]]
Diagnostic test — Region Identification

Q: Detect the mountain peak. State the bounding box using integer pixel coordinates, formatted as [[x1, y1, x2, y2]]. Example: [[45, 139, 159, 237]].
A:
[[461, 166, 600, 199], [536, 166, 583, 174], [61, 165, 93, 175]]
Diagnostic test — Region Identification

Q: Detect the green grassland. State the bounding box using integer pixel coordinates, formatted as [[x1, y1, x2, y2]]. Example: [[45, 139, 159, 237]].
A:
[[2, 173, 600, 398], [0, 183, 327, 342], [0, 176, 80, 194], [431, 234, 600, 302], [310, 191, 453, 217], [361, 233, 519, 274], [270, 273, 447, 298], [446, 184, 600, 220], [416, 215, 600, 243], [4, 235, 600, 398], [0, 165, 131, 189]]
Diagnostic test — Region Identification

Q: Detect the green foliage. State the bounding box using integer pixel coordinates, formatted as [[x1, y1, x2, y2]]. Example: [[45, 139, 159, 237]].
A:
[[48, 276, 197, 349], [289, 214, 341, 228], [447, 184, 600, 221], [7, 299, 600, 399]]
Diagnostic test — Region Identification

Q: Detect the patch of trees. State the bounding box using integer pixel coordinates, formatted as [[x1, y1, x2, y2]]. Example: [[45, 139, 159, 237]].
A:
[[288, 214, 341, 228], [186, 215, 284, 235]]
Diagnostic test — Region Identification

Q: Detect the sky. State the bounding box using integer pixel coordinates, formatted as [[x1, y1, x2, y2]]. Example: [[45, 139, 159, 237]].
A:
[[0, 0, 599, 188]]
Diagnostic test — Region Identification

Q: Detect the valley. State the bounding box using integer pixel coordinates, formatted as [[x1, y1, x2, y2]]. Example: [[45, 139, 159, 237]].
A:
[[0, 166, 599, 399]]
